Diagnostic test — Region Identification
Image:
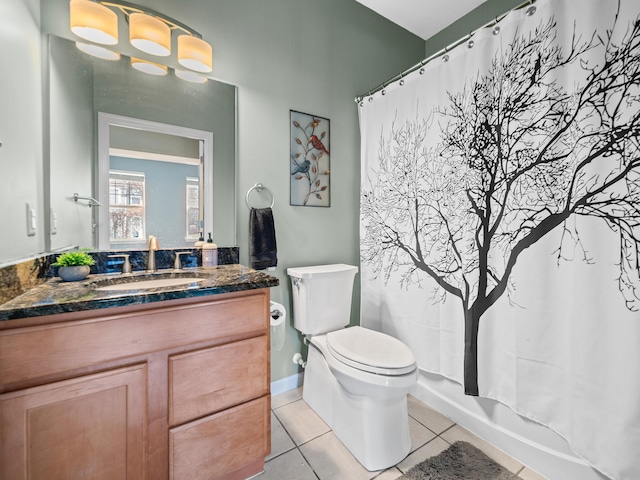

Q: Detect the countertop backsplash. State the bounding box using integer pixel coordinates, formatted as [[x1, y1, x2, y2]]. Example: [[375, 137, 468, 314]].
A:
[[0, 247, 240, 306], [92, 247, 239, 275], [0, 255, 53, 305]]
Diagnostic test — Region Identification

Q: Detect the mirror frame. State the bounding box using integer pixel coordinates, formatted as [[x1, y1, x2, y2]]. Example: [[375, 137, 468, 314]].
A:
[[97, 112, 214, 249]]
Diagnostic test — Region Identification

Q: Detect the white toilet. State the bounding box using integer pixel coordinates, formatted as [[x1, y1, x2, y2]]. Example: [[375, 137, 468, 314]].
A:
[[287, 264, 417, 471]]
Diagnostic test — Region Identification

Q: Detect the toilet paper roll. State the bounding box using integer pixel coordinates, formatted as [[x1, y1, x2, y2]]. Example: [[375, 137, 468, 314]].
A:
[[270, 301, 286, 351]]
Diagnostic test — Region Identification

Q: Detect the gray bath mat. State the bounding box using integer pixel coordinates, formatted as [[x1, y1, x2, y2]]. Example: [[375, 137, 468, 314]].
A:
[[398, 441, 520, 480]]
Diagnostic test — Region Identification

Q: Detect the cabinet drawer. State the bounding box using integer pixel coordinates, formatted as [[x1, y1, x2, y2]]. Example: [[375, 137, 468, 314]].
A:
[[0, 290, 268, 388], [169, 335, 268, 426], [169, 395, 270, 480]]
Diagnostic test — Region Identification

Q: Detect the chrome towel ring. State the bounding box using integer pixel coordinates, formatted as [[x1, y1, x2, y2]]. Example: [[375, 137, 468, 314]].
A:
[[246, 183, 275, 209]]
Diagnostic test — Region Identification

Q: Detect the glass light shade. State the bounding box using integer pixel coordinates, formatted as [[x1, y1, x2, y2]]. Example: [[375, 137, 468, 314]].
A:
[[178, 35, 212, 73], [76, 41, 120, 60], [70, 0, 118, 45], [129, 13, 171, 56], [131, 57, 168, 76], [175, 69, 208, 84]]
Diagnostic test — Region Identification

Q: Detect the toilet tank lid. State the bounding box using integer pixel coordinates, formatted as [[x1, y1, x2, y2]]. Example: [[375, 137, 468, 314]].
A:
[[287, 264, 358, 278], [326, 326, 416, 371]]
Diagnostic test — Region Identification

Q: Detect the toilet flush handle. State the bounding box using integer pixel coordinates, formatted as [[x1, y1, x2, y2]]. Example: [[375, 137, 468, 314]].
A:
[[292, 277, 302, 289]]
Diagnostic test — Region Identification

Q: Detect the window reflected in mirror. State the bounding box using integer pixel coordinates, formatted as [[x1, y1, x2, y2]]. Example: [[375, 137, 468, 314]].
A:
[[109, 171, 145, 242], [106, 125, 204, 250], [186, 177, 200, 241]]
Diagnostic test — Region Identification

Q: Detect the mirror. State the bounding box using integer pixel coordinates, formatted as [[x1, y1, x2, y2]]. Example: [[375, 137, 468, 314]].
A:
[[48, 35, 236, 253], [97, 113, 214, 250]]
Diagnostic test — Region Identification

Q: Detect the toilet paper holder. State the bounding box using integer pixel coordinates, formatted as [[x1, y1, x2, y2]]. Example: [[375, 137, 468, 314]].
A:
[[270, 301, 286, 351]]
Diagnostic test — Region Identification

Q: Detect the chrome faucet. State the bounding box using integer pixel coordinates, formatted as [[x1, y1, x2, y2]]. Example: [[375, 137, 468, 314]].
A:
[[147, 235, 159, 272]]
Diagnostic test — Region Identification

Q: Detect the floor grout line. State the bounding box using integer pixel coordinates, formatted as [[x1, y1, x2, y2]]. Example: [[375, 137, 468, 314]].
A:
[[268, 393, 533, 480], [296, 442, 321, 480]]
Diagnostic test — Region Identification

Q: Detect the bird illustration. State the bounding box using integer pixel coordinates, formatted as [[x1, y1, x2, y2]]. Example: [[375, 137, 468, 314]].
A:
[[531, 53, 541, 85], [291, 159, 311, 175], [308, 135, 330, 155]]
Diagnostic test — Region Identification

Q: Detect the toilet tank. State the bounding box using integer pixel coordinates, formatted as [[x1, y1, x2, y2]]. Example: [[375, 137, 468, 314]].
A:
[[287, 264, 358, 335]]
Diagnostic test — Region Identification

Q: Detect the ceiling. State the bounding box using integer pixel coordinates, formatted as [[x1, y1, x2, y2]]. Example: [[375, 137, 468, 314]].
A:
[[355, 0, 486, 40]]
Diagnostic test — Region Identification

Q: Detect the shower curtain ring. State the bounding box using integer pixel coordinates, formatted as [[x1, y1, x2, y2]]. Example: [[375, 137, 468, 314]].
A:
[[492, 18, 501, 35], [526, 0, 537, 16]]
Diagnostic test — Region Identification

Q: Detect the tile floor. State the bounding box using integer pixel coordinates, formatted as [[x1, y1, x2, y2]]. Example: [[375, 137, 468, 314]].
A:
[[262, 388, 547, 480]]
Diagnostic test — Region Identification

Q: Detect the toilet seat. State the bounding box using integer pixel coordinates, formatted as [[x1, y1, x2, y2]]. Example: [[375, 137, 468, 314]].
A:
[[326, 326, 416, 375]]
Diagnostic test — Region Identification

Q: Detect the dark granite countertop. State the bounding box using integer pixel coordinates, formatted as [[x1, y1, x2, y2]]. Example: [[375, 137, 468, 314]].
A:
[[0, 264, 279, 321]]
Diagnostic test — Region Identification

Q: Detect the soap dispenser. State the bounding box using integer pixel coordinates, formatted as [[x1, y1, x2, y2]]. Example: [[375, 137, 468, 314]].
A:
[[194, 231, 205, 248], [202, 233, 218, 268]]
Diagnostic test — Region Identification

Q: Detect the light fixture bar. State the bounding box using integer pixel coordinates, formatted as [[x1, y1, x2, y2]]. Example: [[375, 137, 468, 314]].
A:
[[101, 0, 204, 38]]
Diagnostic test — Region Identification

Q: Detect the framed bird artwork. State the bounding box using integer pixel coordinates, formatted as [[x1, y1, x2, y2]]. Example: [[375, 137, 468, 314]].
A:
[[290, 110, 330, 206]]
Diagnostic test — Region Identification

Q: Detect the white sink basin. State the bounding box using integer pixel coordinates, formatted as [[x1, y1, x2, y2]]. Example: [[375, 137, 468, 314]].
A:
[[95, 277, 204, 291]]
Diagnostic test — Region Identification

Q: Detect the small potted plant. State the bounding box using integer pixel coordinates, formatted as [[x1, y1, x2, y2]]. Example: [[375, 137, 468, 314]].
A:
[[53, 250, 95, 282]]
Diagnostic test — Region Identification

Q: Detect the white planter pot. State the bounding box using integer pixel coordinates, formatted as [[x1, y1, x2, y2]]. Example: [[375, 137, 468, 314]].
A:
[[58, 265, 90, 282]]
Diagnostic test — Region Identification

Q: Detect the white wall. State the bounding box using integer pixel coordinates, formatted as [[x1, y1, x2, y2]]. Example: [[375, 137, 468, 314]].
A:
[[0, 0, 44, 264]]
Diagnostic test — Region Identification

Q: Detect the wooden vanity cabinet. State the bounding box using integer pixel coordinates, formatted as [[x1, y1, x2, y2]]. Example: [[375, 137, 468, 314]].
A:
[[0, 288, 272, 480]]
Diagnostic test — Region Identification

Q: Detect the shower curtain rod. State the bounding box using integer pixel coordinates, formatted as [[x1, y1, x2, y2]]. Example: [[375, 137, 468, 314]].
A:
[[355, 0, 536, 104]]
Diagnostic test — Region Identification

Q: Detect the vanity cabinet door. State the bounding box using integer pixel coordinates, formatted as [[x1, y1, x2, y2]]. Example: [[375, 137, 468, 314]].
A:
[[169, 395, 270, 480], [0, 364, 147, 480], [169, 335, 268, 426]]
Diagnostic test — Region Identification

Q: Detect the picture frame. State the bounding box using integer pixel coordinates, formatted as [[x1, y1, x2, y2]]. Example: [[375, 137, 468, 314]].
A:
[[290, 110, 330, 207]]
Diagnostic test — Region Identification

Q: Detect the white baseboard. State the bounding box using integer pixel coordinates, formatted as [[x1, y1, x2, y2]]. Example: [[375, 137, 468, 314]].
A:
[[270, 372, 304, 397], [413, 371, 609, 480]]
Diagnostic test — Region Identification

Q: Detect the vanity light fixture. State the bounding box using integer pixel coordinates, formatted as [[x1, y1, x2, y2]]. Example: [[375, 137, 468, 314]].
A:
[[70, 0, 118, 45], [178, 35, 213, 73], [175, 69, 208, 84], [129, 12, 171, 56], [131, 57, 168, 76], [75, 41, 121, 60], [69, 0, 213, 73]]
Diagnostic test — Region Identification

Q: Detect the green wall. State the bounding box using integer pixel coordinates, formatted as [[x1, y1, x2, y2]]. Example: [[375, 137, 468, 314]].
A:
[[43, 0, 425, 384], [217, 0, 424, 384]]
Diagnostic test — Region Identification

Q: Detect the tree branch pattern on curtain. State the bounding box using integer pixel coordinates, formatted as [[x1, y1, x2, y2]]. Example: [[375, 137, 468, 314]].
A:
[[361, 3, 640, 396], [359, 1, 640, 477]]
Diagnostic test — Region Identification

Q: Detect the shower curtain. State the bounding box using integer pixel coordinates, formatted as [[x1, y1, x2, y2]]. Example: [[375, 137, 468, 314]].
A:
[[359, 0, 640, 478]]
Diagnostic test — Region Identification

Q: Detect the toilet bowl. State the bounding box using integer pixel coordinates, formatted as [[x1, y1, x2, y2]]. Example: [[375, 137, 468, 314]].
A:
[[303, 327, 417, 471], [287, 264, 418, 471]]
